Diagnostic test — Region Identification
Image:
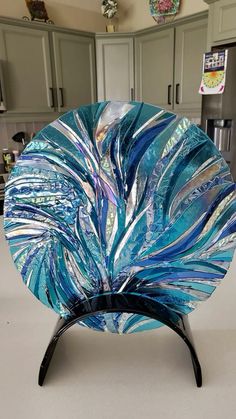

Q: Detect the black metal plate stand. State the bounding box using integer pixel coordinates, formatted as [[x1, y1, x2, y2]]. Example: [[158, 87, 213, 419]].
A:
[[38, 293, 202, 387]]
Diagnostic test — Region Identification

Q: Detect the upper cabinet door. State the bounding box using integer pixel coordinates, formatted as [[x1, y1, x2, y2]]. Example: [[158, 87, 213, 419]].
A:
[[96, 37, 134, 102], [212, 0, 236, 43], [135, 29, 174, 109], [174, 19, 207, 112], [0, 24, 54, 113], [52, 32, 96, 112]]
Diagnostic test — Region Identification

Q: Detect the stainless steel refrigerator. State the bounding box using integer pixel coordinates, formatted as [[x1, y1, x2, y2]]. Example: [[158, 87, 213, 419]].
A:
[[201, 45, 236, 180]]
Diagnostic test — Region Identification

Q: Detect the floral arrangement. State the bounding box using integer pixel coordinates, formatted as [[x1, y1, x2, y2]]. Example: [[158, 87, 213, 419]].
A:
[[101, 0, 118, 19], [150, 0, 180, 18]]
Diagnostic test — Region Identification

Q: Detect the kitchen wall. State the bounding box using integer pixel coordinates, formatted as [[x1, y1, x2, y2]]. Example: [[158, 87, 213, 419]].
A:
[[0, 0, 105, 166], [0, 0, 106, 32], [0, 120, 47, 164], [118, 0, 208, 31], [0, 0, 208, 33], [0, 0, 207, 164]]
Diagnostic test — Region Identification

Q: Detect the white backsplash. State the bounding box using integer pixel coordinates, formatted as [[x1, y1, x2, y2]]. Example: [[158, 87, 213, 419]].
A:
[[189, 117, 201, 125], [0, 120, 47, 163], [0, 116, 202, 165]]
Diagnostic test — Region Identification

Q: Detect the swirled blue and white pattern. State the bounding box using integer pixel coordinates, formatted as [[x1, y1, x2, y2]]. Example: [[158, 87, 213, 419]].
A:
[[4, 102, 236, 334]]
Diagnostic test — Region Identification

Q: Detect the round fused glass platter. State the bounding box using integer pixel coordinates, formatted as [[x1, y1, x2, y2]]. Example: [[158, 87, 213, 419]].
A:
[[4, 102, 236, 334]]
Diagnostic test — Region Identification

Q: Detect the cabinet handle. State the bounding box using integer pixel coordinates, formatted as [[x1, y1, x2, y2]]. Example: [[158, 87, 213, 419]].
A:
[[0, 81, 3, 102], [130, 87, 134, 101], [59, 87, 64, 108], [49, 87, 55, 108], [175, 83, 180, 105], [0, 62, 7, 111], [167, 84, 172, 105]]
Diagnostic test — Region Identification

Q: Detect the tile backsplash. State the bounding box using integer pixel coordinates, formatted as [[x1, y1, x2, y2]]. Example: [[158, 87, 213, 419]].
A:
[[0, 116, 201, 166], [0, 120, 47, 164]]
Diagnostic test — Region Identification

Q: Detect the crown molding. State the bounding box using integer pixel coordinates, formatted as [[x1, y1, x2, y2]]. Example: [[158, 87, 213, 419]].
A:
[[203, 0, 220, 4]]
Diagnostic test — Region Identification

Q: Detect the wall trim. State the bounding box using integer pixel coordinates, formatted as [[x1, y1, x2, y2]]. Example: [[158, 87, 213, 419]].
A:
[[0, 15, 95, 37], [0, 11, 208, 39], [135, 11, 208, 36]]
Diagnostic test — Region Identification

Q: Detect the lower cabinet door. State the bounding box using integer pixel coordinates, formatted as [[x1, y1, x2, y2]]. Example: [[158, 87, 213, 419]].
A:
[[135, 28, 174, 109], [52, 32, 96, 112]]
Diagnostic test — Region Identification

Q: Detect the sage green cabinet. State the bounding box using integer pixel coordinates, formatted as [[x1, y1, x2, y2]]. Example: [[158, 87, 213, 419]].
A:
[[206, 0, 236, 45], [135, 17, 207, 116], [174, 19, 207, 112], [135, 29, 174, 109], [96, 37, 134, 102], [0, 24, 54, 114], [52, 32, 96, 112], [0, 22, 96, 117]]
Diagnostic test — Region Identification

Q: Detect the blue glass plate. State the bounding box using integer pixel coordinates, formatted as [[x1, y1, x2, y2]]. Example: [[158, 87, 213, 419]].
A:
[[4, 102, 236, 333]]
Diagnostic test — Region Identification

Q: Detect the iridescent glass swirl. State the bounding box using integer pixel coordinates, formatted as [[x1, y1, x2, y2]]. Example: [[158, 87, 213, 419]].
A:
[[4, 102, 236, 333]]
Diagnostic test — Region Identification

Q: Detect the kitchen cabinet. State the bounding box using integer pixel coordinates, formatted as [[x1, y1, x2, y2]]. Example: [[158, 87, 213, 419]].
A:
[[96, 36, 134, 102], [174, 18, 208, 112], [0, 20, 96, 118], [135, 29, 174, 109], [53, 32, 96, 112], [135, 17, 207, 116], [213, 0, 236, 42], [0, 13, 207, 121], [205, 0, 236, 47], [0, 24, 54, 114]]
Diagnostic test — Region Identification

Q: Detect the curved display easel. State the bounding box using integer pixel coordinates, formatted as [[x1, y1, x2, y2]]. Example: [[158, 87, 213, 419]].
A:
[[38, 293, 202, 387]]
